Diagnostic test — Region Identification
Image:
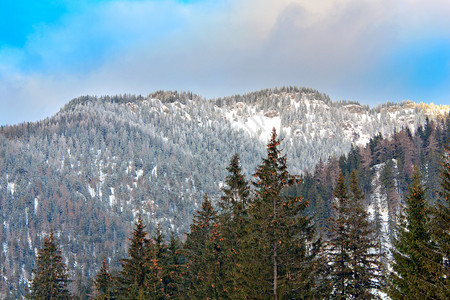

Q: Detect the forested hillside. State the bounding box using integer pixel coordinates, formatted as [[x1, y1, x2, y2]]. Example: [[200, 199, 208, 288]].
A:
[[0, 87, 448, 295], [295, 113, 450, 253], [27, 127, 450, 299]]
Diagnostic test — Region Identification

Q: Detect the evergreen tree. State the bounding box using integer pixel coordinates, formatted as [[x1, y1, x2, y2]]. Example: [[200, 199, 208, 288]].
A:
[[161, 232, 184, 298], [117, 215, 150, 298], [217, 153, 250, 298], [388, 169, 440, 299], [143, 224, 166, 299], [94, 259, 114, 299], [328, 173, 353, 298], [183, 195, 225, 299], [28, 230, 71, 299], [247, 128, 321, 299], [220, 153, 250, 211], [347, 171, 384, 297], [429, 147, 450, 299], [328, 171, 383, 299]]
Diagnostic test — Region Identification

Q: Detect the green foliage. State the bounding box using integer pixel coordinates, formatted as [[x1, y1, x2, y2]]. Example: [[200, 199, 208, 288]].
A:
[[116, 215, 150, 298], [143, 225, 167, 299], [28, 230, 71, 299], [328, 172, 384, 299], [220, 153, 250, 213], [94, 259, 114, 299], [428, 146, 450, 299], [388, 169, 441, 299], [246, 129, 324, 299], [217, 153, 251, 298], [160, 232, 184, 298], [183, 195, 225, 299]]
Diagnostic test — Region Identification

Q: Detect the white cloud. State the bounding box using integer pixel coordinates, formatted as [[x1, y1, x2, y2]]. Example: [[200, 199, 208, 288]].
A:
[[1, 0, 450, 125]]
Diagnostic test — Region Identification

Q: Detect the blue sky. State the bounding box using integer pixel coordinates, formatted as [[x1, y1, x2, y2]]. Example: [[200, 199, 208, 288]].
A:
[[1, 0, 450, 125]]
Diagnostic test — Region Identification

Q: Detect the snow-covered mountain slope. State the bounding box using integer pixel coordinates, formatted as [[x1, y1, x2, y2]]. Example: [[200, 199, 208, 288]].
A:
[[225, 94, 448, 148], [0, 87, 448, 295]]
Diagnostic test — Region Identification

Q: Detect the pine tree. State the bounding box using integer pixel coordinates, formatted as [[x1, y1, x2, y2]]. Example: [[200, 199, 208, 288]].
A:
[[94, 259, 114, 299], [328, 171, 383, 299], [247, 128, 321, 299], [117, 215, 150, 298], [429, 147, 450, 299], [388, 168, 440, 299], [183, 194, 225, 298], [217, 153, 250, 298], [28, 230, 71, 299]]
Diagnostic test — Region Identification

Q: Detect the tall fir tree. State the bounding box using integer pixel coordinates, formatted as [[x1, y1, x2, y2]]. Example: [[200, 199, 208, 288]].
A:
[[388, 168, 440, 299], [247, 128, 322, 299], [328, 171, 383, 299], [183, 194, 225, 299], [161, 232, 184, 298], [217, 153, 251, 298], [429, 147, 450, 299], [328, 172, 352, 298], [117, 215, 150, 298], [347, 171, 384, 297], [94, 259, 114, 299], [143, 224, 166, 299], [28, 230, 71, 299], [220, 153, 250, 212]]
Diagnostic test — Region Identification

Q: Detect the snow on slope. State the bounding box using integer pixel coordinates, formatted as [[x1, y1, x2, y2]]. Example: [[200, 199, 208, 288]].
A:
[[368, 160, 402, 299], [226, 107, 281, 142], [221, 93, 434, 162]]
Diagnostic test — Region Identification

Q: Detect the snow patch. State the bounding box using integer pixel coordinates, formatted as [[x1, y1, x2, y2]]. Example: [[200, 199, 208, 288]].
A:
[[226, 109, 281, 142], [88, 186, 96, 198], [136, 169, 144, 180], [109, 187, 115, 206], [27, 231, 32, 249], [2, 242, 8, 256], [370, 162, 393, 261], [7, 182, 15, 195]]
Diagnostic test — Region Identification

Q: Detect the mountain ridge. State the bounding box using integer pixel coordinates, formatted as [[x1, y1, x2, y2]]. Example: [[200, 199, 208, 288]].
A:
[[0, 86, 449, 295]]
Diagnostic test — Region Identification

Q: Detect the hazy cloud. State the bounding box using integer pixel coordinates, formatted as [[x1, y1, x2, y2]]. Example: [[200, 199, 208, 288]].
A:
[[1, 0, 449, 125]]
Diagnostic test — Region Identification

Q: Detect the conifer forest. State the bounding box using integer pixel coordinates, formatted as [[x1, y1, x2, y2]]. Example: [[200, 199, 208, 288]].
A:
[[0, 88, 449, 298]]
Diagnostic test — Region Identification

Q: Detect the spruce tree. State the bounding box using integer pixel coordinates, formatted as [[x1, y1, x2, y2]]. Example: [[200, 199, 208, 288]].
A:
[[247, 128, 320, 299], [347, 171, 384, 297], [183, 195, 225, 299], [161, 232, 184, 298], [217, 153, 250, 298], [388, 169, 440, 299], [94, 259, 114, 299], [328, 171, 383, 299], [328, 172, 352, 298], [117, 215, 150, 298], [220, 153, 250, 211], [429, 147, 450, 299], [28, 230, 71, 299], [144, 224, 166, 299]]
